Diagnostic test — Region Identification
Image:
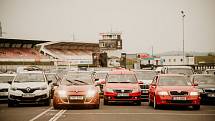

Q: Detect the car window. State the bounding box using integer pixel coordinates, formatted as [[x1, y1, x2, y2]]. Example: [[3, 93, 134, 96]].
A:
[[107, 74, 137, 83], [46, 74, 58, 83], [15, 73, 45, 82], [61, 73, 93, 85], [194, 75, 215, 85], [0, 76, 14, 83], [135, 71, 156, 80], [167, 68, 193, 76], [158, 76, 190, 86]]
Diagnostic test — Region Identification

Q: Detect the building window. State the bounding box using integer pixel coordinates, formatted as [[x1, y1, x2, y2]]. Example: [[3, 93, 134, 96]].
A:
[[169, 59, 171, 62], [181, 59, 183, 62], [173, 59, 176, 62]]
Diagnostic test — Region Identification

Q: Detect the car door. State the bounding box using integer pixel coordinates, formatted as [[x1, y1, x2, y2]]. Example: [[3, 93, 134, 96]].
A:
[[149, 75, 158, 101]]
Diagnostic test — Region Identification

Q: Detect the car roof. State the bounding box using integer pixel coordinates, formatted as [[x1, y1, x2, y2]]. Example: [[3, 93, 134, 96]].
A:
[[164, 66, 192, 69], [158, 74, 187, 77], [18, 71, 44, 74], [0, 74, 16, 76], [109, 70, 135, 75]]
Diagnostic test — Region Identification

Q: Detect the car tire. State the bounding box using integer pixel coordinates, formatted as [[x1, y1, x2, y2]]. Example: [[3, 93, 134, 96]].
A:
[[148, 95, 153, 106], [44, 99, 51, 106], [193, 105, 200, 110], [103, 96, 109, 105], [8, 99, 15, 107], [153, 96, 159, 109], [135, 100, 141, 106], [94, 104, 100, 109]]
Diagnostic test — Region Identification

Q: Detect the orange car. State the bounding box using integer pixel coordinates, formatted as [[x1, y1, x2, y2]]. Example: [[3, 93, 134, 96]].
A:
[[53, 71, 100, 109]]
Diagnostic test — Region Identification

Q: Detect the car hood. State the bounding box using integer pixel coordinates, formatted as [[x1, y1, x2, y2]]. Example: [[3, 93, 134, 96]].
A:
[[58, 85, 95, 92], [105, 83, 139, 89], [198, 85, 215, 90], [12, 82, 47, 89], [138, 80, 153, 85], [157, 86, 195, 92], [0, 83, 10, 89]]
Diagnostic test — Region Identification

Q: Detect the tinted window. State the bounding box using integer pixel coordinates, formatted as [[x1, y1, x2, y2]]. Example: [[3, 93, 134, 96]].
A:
[[135, 71, 156, 80], [159, 76, 190, 86]]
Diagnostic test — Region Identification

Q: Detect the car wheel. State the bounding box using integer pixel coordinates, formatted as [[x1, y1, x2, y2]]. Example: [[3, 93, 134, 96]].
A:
[[148, 95, 153, 106], [153, 96, 159, 109], [93, 104, 100, 109], [193, 105, 200, 110], [8, 99, 15, 107], [44, 99, 51, 106], [103, 96, 109, 105], [135, 100, 141, 106]]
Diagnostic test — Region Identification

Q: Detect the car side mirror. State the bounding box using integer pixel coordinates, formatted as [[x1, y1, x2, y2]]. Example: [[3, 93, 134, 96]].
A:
[[192, 83, 198, 86], [95, 78, 99, 82], [8, 81, 12, 84], [48, 80, 52, 84], [53, 82, 58, 86]]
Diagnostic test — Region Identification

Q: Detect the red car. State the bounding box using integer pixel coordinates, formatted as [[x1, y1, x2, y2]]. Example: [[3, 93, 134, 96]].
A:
[[53, 71, 100, 109], [103, 69, 141, 105], [149, 74, 200, 110]]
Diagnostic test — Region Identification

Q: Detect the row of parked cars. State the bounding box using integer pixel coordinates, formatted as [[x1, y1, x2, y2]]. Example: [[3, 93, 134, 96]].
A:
[[0, 66, 214, 110]]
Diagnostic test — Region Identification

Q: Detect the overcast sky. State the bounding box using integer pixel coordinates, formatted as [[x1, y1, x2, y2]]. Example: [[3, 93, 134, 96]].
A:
[[0, 0, 215, 54]]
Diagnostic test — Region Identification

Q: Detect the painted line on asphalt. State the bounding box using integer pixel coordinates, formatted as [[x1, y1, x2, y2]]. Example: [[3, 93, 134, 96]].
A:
[[29, 107, 53, 121], [49, 109, 66, 121], [64, 112, 215, 116]]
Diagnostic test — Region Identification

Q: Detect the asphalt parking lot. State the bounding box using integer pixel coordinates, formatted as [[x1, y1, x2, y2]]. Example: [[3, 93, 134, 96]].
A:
[[0, 100, 215, 121]]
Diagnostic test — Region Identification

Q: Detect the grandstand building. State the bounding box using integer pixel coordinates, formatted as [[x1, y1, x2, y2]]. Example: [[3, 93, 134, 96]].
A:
[[0, 38, 51, 71], [39, 41, 100, 67]]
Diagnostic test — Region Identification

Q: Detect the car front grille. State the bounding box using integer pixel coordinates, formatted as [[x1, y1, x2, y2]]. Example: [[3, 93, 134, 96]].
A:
[[114, 89, 132, 93], [204, 89, 215, 93], [17, 88, 39, 93], [170, 91, 188, 96], [0, 89, 8, 92], [139, 85, 149, 89], [166, 100, 192, 104], [114, 96, 133, 99]]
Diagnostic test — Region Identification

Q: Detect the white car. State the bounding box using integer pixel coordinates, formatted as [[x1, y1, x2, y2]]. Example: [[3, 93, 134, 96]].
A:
[[0, 74, 16, 101], [8, 71, 52, 106]]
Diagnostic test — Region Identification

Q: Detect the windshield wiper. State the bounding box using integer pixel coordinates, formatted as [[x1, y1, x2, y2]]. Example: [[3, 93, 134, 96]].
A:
[[108, 82, 119, 83], [120, 82, 131, 83]]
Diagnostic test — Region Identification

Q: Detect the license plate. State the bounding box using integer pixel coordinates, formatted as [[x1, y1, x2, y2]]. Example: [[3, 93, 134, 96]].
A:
[[0, 92, 8, 96], [22, 93, 35, 97], [208, 93, 215, 97], [142, 90, 148, 93], [70, 96, 84, 100], [117, 93, 129, 97], [173, 97, 186, 100]]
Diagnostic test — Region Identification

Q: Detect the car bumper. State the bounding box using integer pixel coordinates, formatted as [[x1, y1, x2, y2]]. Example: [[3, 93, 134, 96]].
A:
[[104, 92, 141, 102], [53, 95, 100, 106], [0, 92, 8, 101], [155, 95, 200, 106], [200, 93, 215, 102], [8, 94, 49, 103]]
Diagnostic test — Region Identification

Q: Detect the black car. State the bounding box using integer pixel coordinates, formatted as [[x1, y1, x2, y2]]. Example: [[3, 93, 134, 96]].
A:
[[191, 74, 215, 104]]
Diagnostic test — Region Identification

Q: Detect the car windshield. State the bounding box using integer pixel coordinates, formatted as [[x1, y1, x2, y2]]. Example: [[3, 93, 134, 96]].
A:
[[46, 74, 58, 83], [14, 73, 45, 82], [95, 72, 107, 79], [159, 76, 190, 86], [0, 76, 14, 83], [193, 75, 215, 85], [167, 68, 193, 76], [107, 74, 137, 83], [135, 71, 156, 80], [61, 73, 93, 85]]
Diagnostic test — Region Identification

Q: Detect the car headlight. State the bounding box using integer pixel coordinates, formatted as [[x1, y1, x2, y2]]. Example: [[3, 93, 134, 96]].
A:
[[10, 87, 17, 91], [190, 92, 199, 96], [58, 90, 67, 97], [132, 88, 140, 93], [157, 91, 168, 96], [106, 88, 114, 93], [198, 89, 204, 93], [40, 86, 47, 90], [86, 89, 96, 98]]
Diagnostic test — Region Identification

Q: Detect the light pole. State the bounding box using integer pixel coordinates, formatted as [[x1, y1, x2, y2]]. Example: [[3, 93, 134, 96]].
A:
[[181, 11, 186, 64]]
